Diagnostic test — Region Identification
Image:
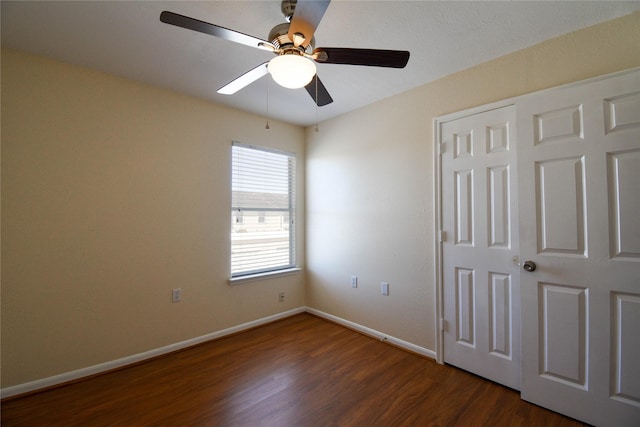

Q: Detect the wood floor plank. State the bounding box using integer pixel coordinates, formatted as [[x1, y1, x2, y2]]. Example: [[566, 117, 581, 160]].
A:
[[1, 313, 588, 426]]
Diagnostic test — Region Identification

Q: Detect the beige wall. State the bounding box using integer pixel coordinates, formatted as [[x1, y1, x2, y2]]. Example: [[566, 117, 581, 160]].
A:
[[2, 11, 639, 391], [1, 49, 306, 388], [305, 12, 640, 350]]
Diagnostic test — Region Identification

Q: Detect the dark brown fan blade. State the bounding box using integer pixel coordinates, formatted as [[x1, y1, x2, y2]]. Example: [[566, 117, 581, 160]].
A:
[[305, 75, 333, 106], [288, 0, 331, 48], [160, 11, 275, 51], [313, 48, 410, 68]]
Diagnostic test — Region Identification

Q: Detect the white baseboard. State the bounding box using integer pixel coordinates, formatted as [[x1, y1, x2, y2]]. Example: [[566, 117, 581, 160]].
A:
[[305, 307, 436, 359], [0, 307, 305, 399], [2, 306, 435, 399]]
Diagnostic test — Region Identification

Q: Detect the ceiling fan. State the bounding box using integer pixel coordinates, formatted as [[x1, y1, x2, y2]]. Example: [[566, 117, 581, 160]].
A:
[[160, 0, 410, 107]]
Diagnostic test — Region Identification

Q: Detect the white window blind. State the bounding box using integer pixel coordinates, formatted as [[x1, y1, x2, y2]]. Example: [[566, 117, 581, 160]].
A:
[[231, 142, 296, 277]]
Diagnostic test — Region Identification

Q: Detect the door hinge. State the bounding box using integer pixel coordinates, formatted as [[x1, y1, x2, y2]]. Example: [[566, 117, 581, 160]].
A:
[[440, 317, 448, 332], [440, 230, 447, 243], [440, 142, 446, 154]]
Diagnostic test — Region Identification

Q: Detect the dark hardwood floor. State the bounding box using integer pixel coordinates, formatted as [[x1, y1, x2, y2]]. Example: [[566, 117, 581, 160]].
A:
[[2, 313, 587, 426]]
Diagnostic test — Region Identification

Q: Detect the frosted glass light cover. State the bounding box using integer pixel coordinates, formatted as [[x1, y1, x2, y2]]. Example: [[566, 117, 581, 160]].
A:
[[268, 55, 316, 89]]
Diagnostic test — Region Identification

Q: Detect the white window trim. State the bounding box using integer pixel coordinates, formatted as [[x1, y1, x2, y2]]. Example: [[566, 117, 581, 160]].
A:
[[228, 267, 301, 285]]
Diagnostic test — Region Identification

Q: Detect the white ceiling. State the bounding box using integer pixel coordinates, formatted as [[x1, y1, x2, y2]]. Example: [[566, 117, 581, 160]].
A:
[[2, 1, 638, 126]]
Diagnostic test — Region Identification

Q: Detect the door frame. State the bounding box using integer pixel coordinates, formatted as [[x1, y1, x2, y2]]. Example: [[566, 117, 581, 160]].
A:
[[432, 66, 640, 364]]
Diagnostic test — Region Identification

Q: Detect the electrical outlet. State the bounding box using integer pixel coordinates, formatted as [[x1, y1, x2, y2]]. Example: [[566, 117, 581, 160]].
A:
[[172, 288, 182, 303], [381, 282, 389, 296], [351, 275, 358, 288], [279, 291, 285, 302]]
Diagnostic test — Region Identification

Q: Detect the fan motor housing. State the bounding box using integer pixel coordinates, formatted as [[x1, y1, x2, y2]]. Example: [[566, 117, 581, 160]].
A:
[[268, 22, 314, 52]]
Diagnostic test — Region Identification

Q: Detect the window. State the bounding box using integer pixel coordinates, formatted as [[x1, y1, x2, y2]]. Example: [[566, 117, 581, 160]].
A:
[[231, 142, 296, 277]]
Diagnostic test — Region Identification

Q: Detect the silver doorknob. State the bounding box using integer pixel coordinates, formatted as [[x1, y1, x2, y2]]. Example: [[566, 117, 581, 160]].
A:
[[523, 260, 536, 272]]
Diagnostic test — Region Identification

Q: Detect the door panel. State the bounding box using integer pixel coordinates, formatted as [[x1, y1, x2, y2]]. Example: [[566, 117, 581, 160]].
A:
[[455, 267, 475, 346], [608, 149, 640, 259], [489, 272, 512, 357], [612, 292, 640, 406], [538, 283, 588, 389], [517, 70, 640, 426], [536, 157, 586, 255], [454, 169, 474, 245], [488, 165, 510, 248], [441, 106, 520, 390]]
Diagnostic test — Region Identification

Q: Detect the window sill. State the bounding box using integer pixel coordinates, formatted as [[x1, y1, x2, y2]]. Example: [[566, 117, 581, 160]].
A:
[[228, 268, 302, 285]]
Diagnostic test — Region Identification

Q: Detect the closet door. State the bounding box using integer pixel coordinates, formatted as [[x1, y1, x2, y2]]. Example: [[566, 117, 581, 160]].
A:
[[440, 105, 521, 390], [517, 69, 640, 426]]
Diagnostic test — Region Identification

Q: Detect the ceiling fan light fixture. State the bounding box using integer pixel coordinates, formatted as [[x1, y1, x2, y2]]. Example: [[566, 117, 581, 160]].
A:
[[268, 54, 316, 89]]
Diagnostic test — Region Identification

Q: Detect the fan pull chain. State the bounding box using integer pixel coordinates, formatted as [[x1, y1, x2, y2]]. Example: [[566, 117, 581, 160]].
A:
[[265, 76, 270, 130], [314, 75, 319, 132]]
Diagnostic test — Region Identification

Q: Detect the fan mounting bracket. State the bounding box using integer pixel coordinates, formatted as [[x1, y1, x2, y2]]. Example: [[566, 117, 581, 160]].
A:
[[281, 0, 297, 22]]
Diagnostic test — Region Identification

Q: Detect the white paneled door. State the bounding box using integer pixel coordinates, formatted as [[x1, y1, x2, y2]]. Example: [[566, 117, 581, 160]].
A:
[[441, 105, 521, 390], [439, 69, 640, 426], [517, 71, 640, 426]]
